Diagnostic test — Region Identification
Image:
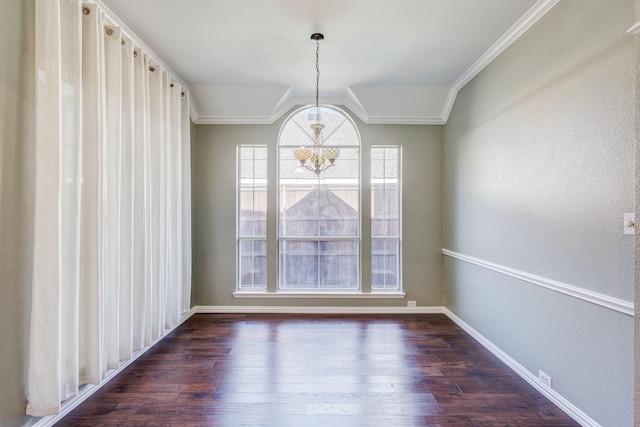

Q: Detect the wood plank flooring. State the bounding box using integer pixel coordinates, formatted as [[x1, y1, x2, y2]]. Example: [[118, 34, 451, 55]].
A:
[[56, 314, 579, 426]]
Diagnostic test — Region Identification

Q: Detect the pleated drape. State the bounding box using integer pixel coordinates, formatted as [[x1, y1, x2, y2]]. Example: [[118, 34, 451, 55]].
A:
[[28, 0, 192, 416]]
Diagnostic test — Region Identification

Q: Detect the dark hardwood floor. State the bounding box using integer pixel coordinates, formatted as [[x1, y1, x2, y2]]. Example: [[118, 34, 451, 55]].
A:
[[55, 314, 579, 426]]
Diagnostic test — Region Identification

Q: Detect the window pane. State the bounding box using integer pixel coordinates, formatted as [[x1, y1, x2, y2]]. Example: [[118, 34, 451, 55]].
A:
[[371, 147, 399, 238], [279, 107, 359, 147], [238, 145, 267, 290], [239, 189, 266, 236], [239, 146, 267, 238], [319, 241, 359, 289], [280, 186, 358, 238], [371, 239, 399, 290], [279, 240, 318, 288], [371, 147, 398, 179], [279, 240, 358, 290], [239, 240, 267, 289]]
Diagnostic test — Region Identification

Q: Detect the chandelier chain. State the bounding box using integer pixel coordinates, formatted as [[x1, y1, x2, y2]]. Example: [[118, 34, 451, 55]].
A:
[[315, 39, 320, 110], [292, 33, 338, 176]]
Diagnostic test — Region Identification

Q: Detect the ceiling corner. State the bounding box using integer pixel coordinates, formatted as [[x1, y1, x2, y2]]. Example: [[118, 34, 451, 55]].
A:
[[190, 85, 294, 124], [347, 86, 450, 125]]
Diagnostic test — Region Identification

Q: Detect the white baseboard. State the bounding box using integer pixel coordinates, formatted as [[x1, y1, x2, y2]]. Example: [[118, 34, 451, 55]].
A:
[[31, 306, 596, 427], [194, 304, 599, 425], [442, 308, 599, 427], [30, 309, 196, 427], [193, 305, 444, 314]]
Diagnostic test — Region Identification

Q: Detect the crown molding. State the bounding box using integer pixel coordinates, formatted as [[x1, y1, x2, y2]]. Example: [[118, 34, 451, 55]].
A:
[[194, 115, 280, 125], [193, 96, 347, 125], [343, 87, 370, 124], [451, 0, 559, 92], [441, 0, 559, 122], [192, 91, 449, 125], [440, 87, 459, 124], [190, 0, 559, 126], [364, 116, 445, 125]]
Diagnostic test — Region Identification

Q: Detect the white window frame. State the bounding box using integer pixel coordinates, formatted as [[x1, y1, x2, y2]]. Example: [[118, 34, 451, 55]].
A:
[[236, 145, 268, 291], [277, 105, 361, 292], [233, 107, 406, 299], [371, 145, 403, 293]]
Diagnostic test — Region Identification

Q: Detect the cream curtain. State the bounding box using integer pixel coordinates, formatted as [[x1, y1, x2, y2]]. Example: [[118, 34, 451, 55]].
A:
[[28, 0, 192, 416]]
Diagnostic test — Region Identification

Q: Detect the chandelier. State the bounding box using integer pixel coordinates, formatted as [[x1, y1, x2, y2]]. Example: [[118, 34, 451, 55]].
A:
[[293, 33, 340, 175]]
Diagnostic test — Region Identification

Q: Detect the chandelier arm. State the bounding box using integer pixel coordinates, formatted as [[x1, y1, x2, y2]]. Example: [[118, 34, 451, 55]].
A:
[[302, 161, 334, 176]]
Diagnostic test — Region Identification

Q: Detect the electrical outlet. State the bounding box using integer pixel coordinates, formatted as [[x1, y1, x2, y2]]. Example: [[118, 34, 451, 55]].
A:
[[539, 370, 553, 388], [624, 213, 635, 235], [407, 300, 417, 307]]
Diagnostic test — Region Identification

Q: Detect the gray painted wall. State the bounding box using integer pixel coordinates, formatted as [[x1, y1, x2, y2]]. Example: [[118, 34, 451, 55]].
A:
[[0, 0, 35, 425], [2, 0, 636, 425], [443, 0, 635, 425], [636, 1, 640, 423], [193, 111, 443, 307]]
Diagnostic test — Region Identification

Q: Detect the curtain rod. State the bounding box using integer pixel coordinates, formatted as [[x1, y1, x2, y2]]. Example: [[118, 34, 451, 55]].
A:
[[80, 1, 186, 96], [83, 4, 116, 40], [80, 1, 188, 91]]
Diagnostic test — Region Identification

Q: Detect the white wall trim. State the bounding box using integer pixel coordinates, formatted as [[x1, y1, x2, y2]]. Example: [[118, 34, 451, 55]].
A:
[[193, 305, 442, 314], [31, 305, 596, 426], [441, 0, 559, 122], [363, 115, 445, 125], [194, 305, 600, 424], [30, 309, 197, 427], [96, 0, 559, 126], [192, 97, 447, 125], [443, 249, 634, 316], [451, 0, 559, 92], [443, 308, 600, 427], [191, 0, 559, 126]]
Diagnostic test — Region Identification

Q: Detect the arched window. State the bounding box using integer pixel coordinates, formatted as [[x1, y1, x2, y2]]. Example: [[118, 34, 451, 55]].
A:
[[278, 105, 360, 290]]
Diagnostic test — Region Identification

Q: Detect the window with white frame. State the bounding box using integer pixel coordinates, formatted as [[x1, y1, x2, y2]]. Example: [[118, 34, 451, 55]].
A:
[[371, 146, 401, 291], [237, 145, 267, 289], [236, 108, 403, 294], [278, 106, 360, 290]]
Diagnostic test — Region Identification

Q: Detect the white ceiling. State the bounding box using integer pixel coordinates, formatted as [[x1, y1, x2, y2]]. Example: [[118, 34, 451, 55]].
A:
[[100, 0, 557, 124]]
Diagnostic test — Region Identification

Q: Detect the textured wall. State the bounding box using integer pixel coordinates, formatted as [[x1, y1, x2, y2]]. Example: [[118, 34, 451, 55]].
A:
[[193, 109, 443, 307], [0, 0, 35, 425], [444, 0, 635, 425], [635, 0, 640, 424]]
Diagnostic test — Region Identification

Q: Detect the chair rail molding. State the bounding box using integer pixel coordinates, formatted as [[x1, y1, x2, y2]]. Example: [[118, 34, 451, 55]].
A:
[[442, 249, 634, 316]]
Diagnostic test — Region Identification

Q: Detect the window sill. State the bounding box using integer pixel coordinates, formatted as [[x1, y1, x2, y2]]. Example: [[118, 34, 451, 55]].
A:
[[233, 291, 406, 299]]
